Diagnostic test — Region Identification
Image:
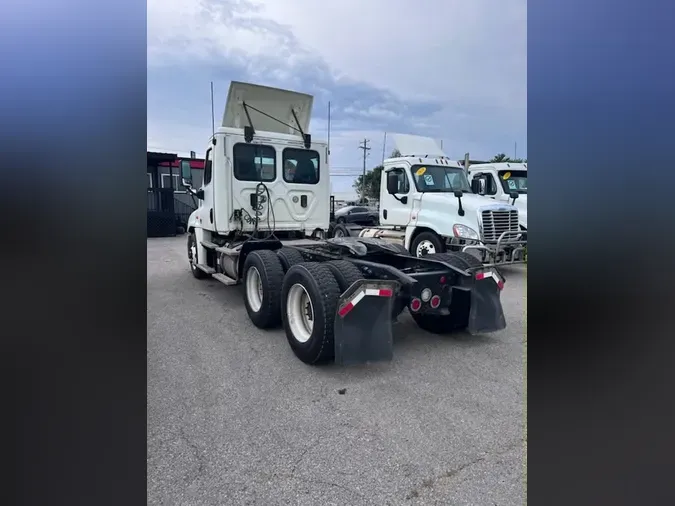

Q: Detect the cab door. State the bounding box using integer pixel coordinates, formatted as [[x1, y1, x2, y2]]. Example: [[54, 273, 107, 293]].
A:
[[197, 147, 216, 231], [380, 167, 413, 226]]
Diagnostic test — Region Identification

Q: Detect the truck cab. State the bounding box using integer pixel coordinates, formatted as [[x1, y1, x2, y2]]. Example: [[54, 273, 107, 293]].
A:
[[358, 134, 525, 264], [181, 81, 330, 260], [467, 162, 527, 230]]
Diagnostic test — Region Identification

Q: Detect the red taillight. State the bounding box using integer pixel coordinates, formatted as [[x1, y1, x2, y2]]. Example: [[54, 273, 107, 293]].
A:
[[430, 295, 441, 308], [410, 298, 422, 312]]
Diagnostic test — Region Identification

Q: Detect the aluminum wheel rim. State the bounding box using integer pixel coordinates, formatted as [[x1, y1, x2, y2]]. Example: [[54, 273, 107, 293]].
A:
[[334, 228, 345, 238], [246, 267, 263, 312], [416, 240, 436, 257], [286, 283, 314, 343]]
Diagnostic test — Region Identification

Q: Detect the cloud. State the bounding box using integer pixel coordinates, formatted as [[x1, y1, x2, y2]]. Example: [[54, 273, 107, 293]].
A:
[[147, 0, 526, 194]]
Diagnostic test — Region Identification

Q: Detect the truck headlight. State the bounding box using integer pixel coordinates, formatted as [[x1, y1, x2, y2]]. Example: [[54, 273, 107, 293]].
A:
[[452, 224, 479, 240]]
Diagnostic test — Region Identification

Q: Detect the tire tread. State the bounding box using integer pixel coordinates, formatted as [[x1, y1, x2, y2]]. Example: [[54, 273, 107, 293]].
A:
[[244, 250, 285, 328]]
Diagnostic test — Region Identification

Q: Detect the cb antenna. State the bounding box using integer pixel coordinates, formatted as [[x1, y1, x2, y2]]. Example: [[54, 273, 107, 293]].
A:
[[210, 81, 216, 145]]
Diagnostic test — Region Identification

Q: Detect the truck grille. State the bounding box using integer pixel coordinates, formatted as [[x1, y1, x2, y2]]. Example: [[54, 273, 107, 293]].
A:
[[481, 209, 519, 242]]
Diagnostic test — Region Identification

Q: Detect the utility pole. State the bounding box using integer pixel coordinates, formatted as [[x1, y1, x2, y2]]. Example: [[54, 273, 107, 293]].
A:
[[327, 101, 331, 156], [514, 142, 517, 160], [381, 132, 387, 164], [358, 138, 371, 203]]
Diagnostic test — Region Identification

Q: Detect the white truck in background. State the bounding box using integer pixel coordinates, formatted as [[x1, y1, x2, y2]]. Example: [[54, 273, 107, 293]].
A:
[[332, 134, 527, 265], [467, 162, 528, 231]]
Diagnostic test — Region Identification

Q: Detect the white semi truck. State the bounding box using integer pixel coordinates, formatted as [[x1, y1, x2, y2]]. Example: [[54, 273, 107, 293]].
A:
[[331, 134, 527, 265], [180, 81, 512, 366], [467, 162, 527, 230]]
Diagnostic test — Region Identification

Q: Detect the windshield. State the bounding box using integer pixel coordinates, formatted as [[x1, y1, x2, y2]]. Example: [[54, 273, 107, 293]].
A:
[[410, 165, 472, 193], [498, 169, 527, 194]]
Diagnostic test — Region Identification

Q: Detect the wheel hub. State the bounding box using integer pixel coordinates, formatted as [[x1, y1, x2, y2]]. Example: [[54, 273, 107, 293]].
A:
[[287, 283, 314, 343], [246, 267, 264, 312], [416, 240, 436, 257]]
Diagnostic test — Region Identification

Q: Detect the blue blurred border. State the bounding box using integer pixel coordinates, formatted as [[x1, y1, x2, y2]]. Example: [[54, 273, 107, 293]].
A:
[[529, 0, 675, 504], [1, 1, 148, 505]]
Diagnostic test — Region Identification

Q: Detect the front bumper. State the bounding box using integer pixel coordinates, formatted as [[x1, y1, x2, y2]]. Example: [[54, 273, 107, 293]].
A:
[[461, 230, 528, 267]]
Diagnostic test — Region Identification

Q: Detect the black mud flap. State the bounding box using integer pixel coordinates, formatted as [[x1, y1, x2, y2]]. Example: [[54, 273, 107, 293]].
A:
[[333, 279, 400, 365], [467, 271, 507, 335]]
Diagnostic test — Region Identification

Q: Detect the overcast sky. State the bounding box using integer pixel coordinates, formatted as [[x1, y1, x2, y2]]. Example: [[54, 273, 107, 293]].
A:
[[148, 0, 526, 194]]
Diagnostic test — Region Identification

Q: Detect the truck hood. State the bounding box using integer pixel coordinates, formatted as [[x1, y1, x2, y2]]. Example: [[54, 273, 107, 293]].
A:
[[498, 194, 527, 227], [422, 192, 516, 214], [512, 195, 527, 227]]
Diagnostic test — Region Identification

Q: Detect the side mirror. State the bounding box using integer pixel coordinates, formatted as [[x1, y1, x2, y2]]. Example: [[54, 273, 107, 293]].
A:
[[386, 172, 399, 194], [470, 177, 487, 195], [180, 160, 192, 186]]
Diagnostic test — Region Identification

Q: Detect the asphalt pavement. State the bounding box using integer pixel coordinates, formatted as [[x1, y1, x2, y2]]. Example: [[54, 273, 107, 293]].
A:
[[147, 236, 526, 506]]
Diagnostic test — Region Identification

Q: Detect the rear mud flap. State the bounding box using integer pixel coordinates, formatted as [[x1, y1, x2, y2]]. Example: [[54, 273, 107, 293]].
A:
[[467, 277, 507, 335], [333, 279, 400, 366]]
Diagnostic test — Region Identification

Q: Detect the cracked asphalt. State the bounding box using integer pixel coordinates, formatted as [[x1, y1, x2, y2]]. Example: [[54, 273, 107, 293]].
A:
[[148, 237, 526, 505]]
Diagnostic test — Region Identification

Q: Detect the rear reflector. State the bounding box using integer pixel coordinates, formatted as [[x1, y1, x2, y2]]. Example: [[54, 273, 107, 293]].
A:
[[366, 288, 393, 297], [475, 270, 504, 290], [338, 286, 395, 318], [410, 298, 422, 312], [430, 295, 441, 308], [338, 302, 355, 317]]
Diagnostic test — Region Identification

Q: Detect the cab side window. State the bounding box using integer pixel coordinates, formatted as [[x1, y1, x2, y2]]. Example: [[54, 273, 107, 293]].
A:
[[486, 174, 498, 195], [203, 149, 212, 186], [389, 168, 410, 193]]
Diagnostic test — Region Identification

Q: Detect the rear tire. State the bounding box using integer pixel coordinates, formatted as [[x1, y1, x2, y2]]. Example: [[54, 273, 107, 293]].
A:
[[411, 231, 445, 257], [387, 243, 411, 256], [188, 232, 209, 279], [276, 247, 304, 272], [243, 250, 285, 329], [452, 251, 484, 268], [325, 260, 364, 292], [411, 311, 468, 334], [427, 252, 480, 270], [281, 263, 341, 365], [332, 223, 350, 238]]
